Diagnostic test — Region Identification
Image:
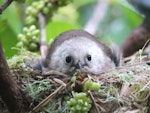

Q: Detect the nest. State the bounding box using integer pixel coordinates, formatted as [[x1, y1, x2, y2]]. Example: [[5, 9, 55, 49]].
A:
[[0, 50, 150, 113]]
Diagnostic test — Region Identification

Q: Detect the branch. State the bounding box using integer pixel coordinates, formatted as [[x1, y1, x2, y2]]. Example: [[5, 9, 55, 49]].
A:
[[38, 12, 48, 59], [29, 79, 66, 113], [121, 18, 150, 57], [0, 42, 27, 113], [0, 0, 13, 14], [84, 0, 109, 35], [88, 91, 100, 113]]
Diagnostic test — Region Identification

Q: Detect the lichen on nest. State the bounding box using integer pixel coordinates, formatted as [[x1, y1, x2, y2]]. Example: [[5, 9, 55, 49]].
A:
[[1, 49, 150, 113]]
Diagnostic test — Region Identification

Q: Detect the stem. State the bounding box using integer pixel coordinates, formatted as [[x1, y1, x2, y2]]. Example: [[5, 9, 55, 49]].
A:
[[0, 0, 13, 14], [88, 91, 100, 113], [29, 79, 66, 113], [84, 0, 109, 35], [38, 12, 48, 59]]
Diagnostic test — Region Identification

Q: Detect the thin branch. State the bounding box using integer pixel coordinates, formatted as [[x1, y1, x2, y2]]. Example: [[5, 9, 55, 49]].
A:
[[38, 12, 48, 59], [120, 84, 130, 97], [84, 0, 109, 35], [0, 0, 13, 14], [121, 18, 150, 57], [42, 70, 68, 76], [88, 91, 100, 113], [29, 79, 66, 113], [0, 42, 27, 113], [124, 109, 140, 113]]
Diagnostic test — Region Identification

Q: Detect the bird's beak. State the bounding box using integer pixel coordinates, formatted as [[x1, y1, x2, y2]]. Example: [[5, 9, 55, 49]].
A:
[[75, 60, 84, 69]]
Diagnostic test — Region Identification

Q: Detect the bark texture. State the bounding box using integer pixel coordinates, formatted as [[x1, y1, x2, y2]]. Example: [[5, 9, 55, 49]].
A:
[[121, 18, 150, 57], [0, 42, 27, 113]]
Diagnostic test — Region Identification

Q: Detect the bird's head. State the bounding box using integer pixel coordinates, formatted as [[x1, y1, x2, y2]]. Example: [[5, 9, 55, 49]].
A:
[[44, 30, 120, 75]]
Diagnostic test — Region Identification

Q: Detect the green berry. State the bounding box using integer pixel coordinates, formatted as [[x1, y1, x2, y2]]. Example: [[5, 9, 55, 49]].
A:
[[17, 33, 25, 40], [16, 41, 24, 48], [47, 3, 52, 8], [30, 25, 36, 31], [84, 97, 91, 103], [67, 92, 91, 113], [32, 29, 40, 36], [43, 7, 49, 14], [23, 27, 28, 34], [32, 35, 37, 40], [84, 80, 92, 91], [77, 99, 84, 105], [29, 42, 38, 51], [37, 2, 45, 10], [84, 80, 100, 91], [70, 107, 76, 112], [82, 107, 88, 112], [91, 82, 100, 91], [25, 16, 36, 25], [22, 38, 29, 46], [26, 6, 33, 15], [76, 104, 81, 111], [26, 32, 32, 39], [74, 92, 86, 99], [71, 76, 76, 82], [70, 98, 76, 105], [31, 8, 38, 16], [32, 2, 39, 9]]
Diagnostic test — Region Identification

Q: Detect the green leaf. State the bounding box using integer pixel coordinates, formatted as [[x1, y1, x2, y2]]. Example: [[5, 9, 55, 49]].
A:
[[0, 2, 22, 57], [73, 0, 97, 8], [2, 2, 22, 34], [0, 25, 18, 58], [77, 1, 97, 26], [46, 21, 81, 44], [110, 0, 140, 15]]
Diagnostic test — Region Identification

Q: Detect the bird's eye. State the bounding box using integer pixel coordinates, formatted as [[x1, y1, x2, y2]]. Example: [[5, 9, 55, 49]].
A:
[[87, 55, 92, 61], [65, 56, 72, 63]]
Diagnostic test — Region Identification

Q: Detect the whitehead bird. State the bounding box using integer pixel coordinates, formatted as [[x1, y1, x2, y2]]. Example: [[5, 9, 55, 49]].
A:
[[43, 30, 120, 75]]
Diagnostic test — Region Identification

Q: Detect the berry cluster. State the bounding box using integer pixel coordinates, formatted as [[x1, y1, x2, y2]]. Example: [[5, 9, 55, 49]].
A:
[[16, 25, 40, 51], [25, 0, 52, 25], [67, 92, 92, 113], [17, 0, 73, 51], [84, 80, 101, 91]]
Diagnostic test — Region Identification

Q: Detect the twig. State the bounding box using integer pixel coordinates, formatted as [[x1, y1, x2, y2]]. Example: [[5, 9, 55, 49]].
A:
[[140, 81, 150, 91], [0, 42, 27, 112], [0, 0, 13, 14], [42, 70, 68, 76], [67, 59, 150, 76], [139, 39, 150, 62], [29, 79, 66, 113], [88, 60, 150, 77], [140, 39, 150, 53], [124, 109, 140, 113], [123, 55, 148, 63], [120, 84, 130, 97], [38, 12, 48, 59], [117, 60, 150, 69], [84, 0, 109, 34], [88, 91, 100, 113]]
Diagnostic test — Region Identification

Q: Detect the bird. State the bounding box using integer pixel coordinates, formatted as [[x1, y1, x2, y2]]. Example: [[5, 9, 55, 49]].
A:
[[43, 30, 120, 75]]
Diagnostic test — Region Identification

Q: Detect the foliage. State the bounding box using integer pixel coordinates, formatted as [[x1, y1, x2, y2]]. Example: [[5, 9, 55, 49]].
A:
[[16, 25, 40, 51], [0, 0, 144, 57]]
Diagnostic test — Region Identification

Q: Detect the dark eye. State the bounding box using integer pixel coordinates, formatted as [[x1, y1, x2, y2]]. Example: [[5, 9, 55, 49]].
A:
[[66, 56, 72, 63], [87, 55, 92, 61]]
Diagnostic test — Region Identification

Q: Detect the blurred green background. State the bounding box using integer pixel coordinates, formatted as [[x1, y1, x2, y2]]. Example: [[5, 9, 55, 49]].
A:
[[0, 0, 143, 58]]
